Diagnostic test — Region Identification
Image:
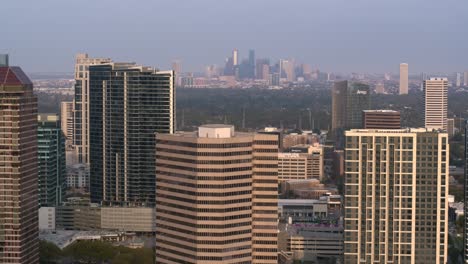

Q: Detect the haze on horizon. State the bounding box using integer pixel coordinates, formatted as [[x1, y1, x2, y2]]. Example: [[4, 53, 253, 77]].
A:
[[1, 0, 467, 74]]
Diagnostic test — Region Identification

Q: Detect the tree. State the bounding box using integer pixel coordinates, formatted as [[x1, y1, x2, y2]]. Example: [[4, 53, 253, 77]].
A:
[[39, 240, 62, 264]]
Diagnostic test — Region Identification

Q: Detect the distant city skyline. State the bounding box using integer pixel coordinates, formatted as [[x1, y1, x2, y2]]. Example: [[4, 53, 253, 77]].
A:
[[1, 0, 468, 74]]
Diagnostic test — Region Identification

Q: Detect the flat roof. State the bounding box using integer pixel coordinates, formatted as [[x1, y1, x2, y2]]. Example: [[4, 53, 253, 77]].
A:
[[362, 110, 399, 113], [279, 199, 320, 206], [200, 124, 234, 129]]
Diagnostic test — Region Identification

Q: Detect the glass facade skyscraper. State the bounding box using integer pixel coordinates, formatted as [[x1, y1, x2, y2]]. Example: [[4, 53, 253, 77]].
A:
[[346, 82, 371, 129], [332, 80, 371, 148], [89, 63, 175, 205], [73, 53, 112, 164], [38, 114, 66, 207]]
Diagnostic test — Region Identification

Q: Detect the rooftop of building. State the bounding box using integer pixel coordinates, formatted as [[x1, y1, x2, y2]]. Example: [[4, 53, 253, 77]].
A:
[[162, 124, 257, 140], [0, 66, 32, 86], [279, 199, 325, 206], [363, 110, 400, 113], [346, 127, 444, 134], [200, 124, 234, 129]]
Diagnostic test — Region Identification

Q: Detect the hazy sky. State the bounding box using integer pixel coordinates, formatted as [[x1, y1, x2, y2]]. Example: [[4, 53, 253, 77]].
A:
[[1, 0, 467, 74]]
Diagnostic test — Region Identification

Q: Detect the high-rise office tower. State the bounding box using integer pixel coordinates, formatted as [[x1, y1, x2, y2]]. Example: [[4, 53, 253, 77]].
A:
[[420, 72, 428, 90], [171, 60, 182, 87], [269, 73, 280, 86], [399, 63, 409, 94], [38, 114, 66, 207], [0, 65, 39, 263], [248, 49, 256, 78], [89, 62, 175, 205], [60, 101, 74, 146], [233, 49, 238, 66], [255, 59, 270, 80], [424, 78, 448, 130], [346, 82, 371, 129], [171, 60, 181, 75], [0, 54, 8, 66], [262, 64, 270, 82], [73, 53, 112, 164], [464, 72, 468, 86], [331, 80, 371, 138], [456, 72, 462, 87], [344, 129, 449, 264], [224, 57, 235, 76], [447, 118, 455, 138], [362, 110, 401, 129], [155, 125, 278, 264], [331, 80, 347, 138], [280, 59, 295, 82]]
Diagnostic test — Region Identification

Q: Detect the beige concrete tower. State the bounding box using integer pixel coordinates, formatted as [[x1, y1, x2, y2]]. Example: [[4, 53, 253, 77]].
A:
[[344, 129, 449, 264], [155, 125, 278, 264], [424, 77, 448, 131], [399, 63, 408, 94]]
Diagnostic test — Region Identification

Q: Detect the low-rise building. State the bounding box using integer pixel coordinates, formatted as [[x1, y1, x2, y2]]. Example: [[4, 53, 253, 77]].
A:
[[286, 223, 343, 262], [66, 163, 89, 189], [279, 196, 341, 223], [279, 144, 324, 181], [39, 207, 56, 230], [55, 205, 156, 233], [280, 179, 338, 200]]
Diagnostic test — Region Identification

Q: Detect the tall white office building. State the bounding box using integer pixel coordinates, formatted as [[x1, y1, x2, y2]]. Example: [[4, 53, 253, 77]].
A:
[[424, 78, 448, 130], [233, 49, 238, 66], [399, 63, 408, 94]]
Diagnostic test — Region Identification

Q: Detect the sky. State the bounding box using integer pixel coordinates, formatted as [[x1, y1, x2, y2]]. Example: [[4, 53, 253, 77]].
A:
[[1, 0, 467, 74]]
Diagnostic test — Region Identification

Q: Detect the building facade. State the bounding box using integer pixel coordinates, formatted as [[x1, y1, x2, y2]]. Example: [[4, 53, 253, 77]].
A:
[[66, 163, 89, 189], [424, 78, 448, 131], [346, 82, 371, 129], [278, 145, 323, 182], [73, 53, 112, 164], [362, 110, 401, 129], [332, 81, 371, 147], [331, 81, 347, 138], [0, 66, 39, 263], [155, 125, 278, 264], [38, 114, 66, 207], [0, 54, 9, 67], [344, 129, 449, 264], [400, 63, 408, 94], [60, 101, 74, 146], [89, 62, 174, 205]]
